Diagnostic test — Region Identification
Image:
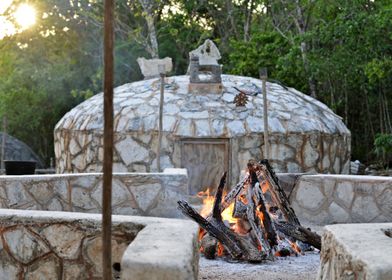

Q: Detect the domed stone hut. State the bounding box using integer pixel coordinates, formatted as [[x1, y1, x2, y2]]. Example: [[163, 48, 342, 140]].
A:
[[55, 74, 350, 194], [0, 132, 44, 168]]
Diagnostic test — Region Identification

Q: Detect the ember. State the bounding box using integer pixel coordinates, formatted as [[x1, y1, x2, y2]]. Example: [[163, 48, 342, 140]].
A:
[[178, 159, 321, 262]]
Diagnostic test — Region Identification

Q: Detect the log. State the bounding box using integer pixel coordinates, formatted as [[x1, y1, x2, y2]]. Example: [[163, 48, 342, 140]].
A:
[[254, 183, 278, 246], [178, 173, 266, 262], [251, 160, 301, 226], [201, 234, 218, 259], [274, 221, 321, 250], [245, 180, 271, 255]]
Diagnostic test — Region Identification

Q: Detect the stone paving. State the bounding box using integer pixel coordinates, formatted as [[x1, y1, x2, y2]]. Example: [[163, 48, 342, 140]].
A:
[[54, 75, 351, 178], [290, 174, 392, 225], [0, 169, 188, 218]]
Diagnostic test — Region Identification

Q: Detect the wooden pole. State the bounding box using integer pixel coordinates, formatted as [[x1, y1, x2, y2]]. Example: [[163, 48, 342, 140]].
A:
[[1, 116, 7, 172], [102, 0, 114, 279], [260, 68, 269, 159], [157, 65, 165, 172]]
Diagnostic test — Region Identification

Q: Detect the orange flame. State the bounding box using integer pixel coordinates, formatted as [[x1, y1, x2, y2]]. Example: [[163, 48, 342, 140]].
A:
[[198, 189, 237, 224], [217, 242, 224, 256]]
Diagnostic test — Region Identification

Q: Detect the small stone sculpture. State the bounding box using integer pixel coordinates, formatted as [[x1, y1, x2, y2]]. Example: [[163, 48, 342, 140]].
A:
[[188, 39, 222, 84]]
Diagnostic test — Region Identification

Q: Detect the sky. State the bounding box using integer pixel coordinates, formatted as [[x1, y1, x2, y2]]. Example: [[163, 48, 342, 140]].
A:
[[0, 0, 36, 39]]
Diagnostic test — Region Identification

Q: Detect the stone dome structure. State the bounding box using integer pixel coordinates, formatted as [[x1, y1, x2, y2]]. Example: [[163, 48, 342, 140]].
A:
[[55, 75, 350, 194], [0, 132, 44, 168]]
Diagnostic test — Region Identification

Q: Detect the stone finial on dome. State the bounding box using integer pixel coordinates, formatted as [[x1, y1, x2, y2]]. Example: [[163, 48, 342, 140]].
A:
[[189, 39, 221, 66], [188, 40, 222, 88], [137, 57, 173, 80]]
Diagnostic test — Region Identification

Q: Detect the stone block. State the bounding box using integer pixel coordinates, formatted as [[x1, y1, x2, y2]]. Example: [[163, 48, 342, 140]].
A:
[[121, 221, 199, 280], [318, 223, 392, 280], [137, 57, 173, 79]]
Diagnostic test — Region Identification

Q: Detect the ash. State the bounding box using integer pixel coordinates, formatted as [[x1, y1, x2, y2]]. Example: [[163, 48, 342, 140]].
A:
[[199, 251, 320, 280]]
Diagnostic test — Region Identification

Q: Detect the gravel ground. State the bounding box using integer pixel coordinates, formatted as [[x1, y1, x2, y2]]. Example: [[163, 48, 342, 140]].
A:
[[198, 251, 320, 280]]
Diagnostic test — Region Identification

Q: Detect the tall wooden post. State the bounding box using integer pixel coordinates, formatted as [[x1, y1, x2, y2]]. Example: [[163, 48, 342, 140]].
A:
[[1, 116, 7, 171], [157, 64, 165, 172], [102, 0, 114, 279], [260, 68, 269, 159]]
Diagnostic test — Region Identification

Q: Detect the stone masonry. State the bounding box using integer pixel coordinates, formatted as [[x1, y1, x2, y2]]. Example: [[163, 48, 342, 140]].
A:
[[289, 174, 392, 225], [54, 75, 351, 181], [317, 223, 392, 280], [0, 209, 199, 280], [0, 169, 188, 218]]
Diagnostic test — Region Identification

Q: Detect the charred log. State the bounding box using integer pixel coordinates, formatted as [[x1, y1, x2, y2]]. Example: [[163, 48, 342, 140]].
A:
[[274, 221, 321, 250]]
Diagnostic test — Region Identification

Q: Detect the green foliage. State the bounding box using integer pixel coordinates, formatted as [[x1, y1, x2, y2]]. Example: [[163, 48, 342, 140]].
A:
[[374, 133, 392, 166], [0, 0, 392, 167]]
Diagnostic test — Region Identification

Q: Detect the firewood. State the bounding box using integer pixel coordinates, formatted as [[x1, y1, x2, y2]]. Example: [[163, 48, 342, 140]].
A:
[[251, 173, 278, 247], [274, 221, 321, 250], [201, 234, 218, 259], [252, 160, 301, 226], [178, 173, 266, 262], [245, 178, 272, 256]]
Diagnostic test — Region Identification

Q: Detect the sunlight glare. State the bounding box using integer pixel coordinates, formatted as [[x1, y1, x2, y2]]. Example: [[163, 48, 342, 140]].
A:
[[14, 4, 36, 30]]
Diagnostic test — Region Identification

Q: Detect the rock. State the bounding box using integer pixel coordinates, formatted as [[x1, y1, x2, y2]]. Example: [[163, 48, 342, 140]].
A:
[[188, 39, 221, 66], [42, 224, 84, 259], [334, 181, 354, 208], [295, 181, 326, 211], [24, 255, 61, 280], [3, 227, 49, 264], [137, 57, 173, 79], [131, 183, 162, 212], [116, 137, 149, 165]]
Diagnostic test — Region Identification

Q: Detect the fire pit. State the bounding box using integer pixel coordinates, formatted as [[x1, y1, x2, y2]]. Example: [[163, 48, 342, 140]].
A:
[[178, 159, 321, 262]]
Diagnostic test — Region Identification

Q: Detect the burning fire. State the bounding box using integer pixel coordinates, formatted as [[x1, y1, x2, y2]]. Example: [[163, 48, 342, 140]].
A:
[[198, 189, 237, 224]]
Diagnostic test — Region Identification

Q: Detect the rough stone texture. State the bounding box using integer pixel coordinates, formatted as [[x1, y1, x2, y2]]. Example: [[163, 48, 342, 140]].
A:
[[121, 222, 199, 280], [54, 75, 351, 182], [0, 132, 44, 168], [0, 209, 198, 280], [290, 174, 392, 225], [0, 168, 188, 218], [317, 223, 392, 280], [137, 57, 173, 79]]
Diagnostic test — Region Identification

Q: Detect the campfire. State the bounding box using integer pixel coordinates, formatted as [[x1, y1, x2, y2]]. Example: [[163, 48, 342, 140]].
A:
[[178, 160, 321, 262]]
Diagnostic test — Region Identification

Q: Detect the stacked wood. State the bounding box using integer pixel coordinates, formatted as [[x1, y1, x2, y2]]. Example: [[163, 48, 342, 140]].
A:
[[177, 160, 322, 262]]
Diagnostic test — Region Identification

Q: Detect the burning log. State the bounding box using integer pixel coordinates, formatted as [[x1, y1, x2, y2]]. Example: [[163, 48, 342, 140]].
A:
[[274, 221, 321, 250], [178, 160, 321, 262], [200, 233, 218, 259], [178, 173, 266, 262], [251, 159, 301, 226]]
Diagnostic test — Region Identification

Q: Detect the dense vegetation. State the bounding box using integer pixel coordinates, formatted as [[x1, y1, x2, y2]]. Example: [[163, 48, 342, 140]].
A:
[[0, 0, 391, 167]]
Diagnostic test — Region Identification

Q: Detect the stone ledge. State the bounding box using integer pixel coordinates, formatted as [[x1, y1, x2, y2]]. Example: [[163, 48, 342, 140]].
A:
[[121, 220, 199, 280], [317, 223, 392, 280], [0, 209, 199, 280]]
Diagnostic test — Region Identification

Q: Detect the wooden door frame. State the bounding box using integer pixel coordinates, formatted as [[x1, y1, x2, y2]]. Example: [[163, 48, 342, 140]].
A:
[[180, 137, 231, 191]]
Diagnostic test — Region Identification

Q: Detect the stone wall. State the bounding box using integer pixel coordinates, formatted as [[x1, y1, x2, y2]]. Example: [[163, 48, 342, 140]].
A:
[[55, 130, 351, 185], [0, 169, 188, 218], [289, 174, 392, 225], [0, 209, 199, 280]]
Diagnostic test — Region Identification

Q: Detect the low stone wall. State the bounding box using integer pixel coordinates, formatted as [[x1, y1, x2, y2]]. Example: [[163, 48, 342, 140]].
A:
[[289, 175, 392, 225], [317, 223, 392, 280], [0, 209, 199, 280], [0, 169, 188, 218]]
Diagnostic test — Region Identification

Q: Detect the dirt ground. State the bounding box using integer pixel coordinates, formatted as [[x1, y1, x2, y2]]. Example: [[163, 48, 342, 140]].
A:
[[198, 251, 320, 280]]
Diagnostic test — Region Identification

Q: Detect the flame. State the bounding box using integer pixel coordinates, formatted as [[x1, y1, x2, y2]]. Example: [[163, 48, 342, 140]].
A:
[[198, 189, 237, 224], [289, 240, 302, 254], [261, 181, 269, 193], [217, 242, 224, 256]]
